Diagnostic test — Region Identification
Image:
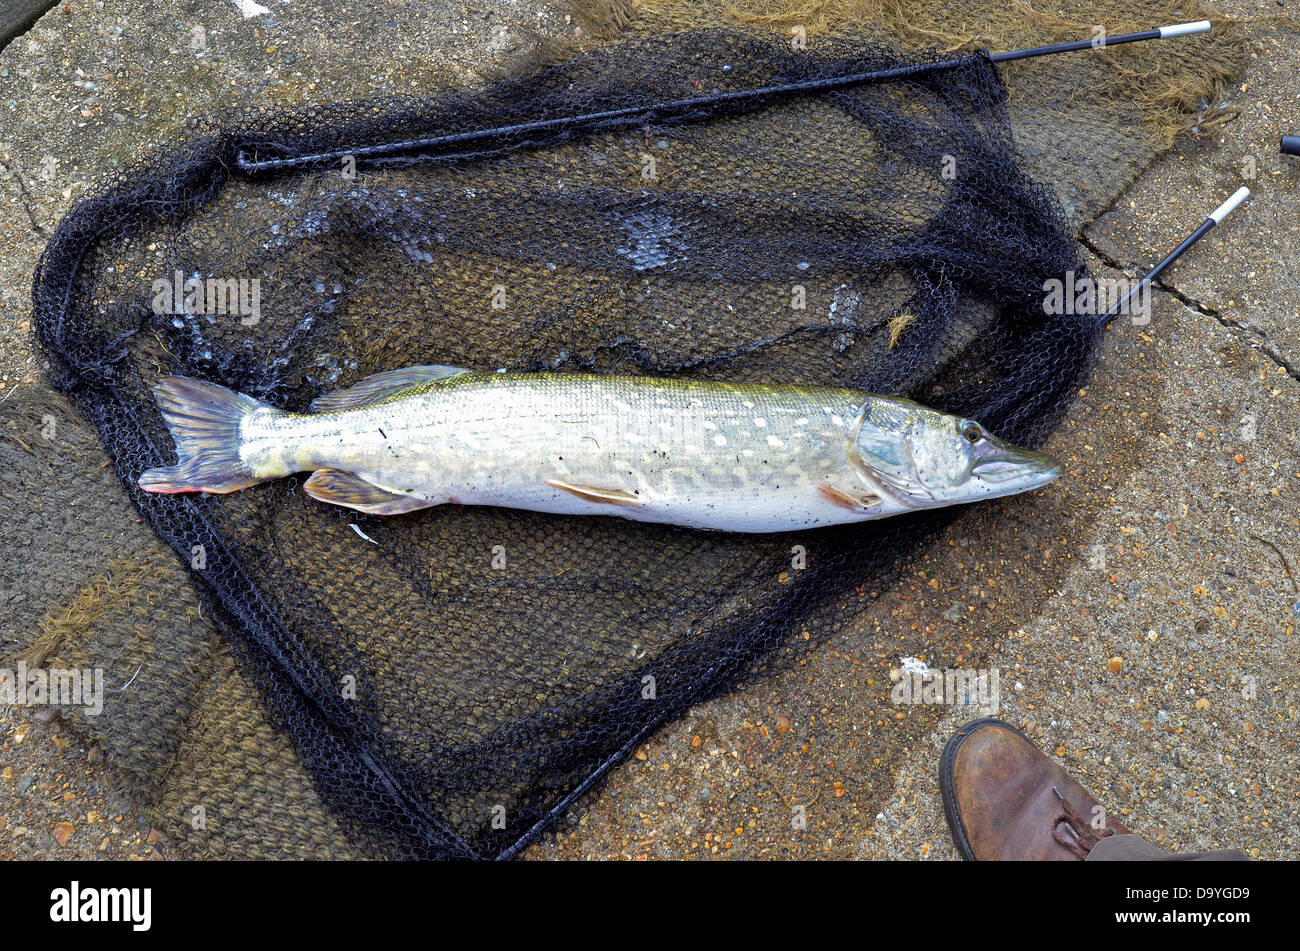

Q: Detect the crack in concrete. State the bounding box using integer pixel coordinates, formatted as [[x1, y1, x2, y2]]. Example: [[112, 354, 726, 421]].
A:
[[1077, 230, 1127, 273], [1158, 281, 1300, 382], [0, 156, 51, 240], [1079, 232, 1299, 382]]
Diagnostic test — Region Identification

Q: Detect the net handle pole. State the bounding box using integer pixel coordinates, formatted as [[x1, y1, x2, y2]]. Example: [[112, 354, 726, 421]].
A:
[[989, 20, 1209, 62], [1099, 186, 1250, 326], [233, 21, 1213, 175]]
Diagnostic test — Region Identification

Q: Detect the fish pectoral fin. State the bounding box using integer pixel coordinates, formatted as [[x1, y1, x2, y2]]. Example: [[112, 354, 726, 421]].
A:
[[546, 479, 642, 506], [303, 469, 437, 515], [844, 400, 933, 510], [310, 364, 473, 412], [818, 483, 881, 510], [847, 449, 933, 510]]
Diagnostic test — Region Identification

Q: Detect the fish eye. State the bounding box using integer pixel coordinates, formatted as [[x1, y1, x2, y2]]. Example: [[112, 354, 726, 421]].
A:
[[961, 421, 983, 443]]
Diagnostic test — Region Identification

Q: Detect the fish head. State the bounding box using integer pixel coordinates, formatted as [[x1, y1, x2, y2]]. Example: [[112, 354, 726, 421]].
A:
[[850, 398, 1062, 510]]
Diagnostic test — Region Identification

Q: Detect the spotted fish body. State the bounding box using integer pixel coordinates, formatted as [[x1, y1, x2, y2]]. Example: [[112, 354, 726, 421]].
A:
[[138, 366, 1062, 532]]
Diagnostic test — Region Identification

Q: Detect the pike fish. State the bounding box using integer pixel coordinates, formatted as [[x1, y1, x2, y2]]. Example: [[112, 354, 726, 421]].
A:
[[137, 365, 1061, 532]]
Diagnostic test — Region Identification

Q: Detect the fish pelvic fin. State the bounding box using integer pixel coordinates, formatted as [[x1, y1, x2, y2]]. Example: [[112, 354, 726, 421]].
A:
[[817, 482, 881, 511], [303, 469, 438, 515], [546, 479, 642, 506], [138, 376, 272, 495]]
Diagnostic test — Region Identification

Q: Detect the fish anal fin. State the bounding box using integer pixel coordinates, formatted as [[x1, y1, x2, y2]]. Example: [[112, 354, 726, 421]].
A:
[[310, 364, 473, 412], [303, 469, 437, 515], [818, 482, 880, 510], [546, 479, 642, 506]]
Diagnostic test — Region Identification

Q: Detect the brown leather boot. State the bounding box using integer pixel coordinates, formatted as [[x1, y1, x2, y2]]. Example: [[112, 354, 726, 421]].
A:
[[940, 718, 1130, 860]]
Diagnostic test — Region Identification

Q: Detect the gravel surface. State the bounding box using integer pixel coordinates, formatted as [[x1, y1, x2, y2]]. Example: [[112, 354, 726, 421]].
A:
[[1, 706, 170, 860]]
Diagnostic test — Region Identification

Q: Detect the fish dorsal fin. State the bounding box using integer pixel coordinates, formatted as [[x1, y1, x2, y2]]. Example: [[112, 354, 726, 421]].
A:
[[310, 365, 472, 412], [302, 469, 437, 515]]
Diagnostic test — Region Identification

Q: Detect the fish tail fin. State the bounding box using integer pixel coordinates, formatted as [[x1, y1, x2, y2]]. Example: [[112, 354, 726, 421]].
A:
[[138, 376, 274, 494]]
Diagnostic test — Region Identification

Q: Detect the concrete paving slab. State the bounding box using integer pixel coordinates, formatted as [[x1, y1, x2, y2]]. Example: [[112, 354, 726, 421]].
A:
[[1, 0, 1293, 860]]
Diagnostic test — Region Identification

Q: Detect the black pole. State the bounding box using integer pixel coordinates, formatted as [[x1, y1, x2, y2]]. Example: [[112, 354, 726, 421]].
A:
[[1281, 135, 1300, 156], [1098, 186, 1250, 327], [990, 21, 1208, 62], [234, 21, 1212, 175]]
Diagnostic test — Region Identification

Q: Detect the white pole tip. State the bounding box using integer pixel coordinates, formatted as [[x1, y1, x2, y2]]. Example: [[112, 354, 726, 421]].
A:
[[1210, 187, 1251, 224], [1158, 21, 1212, 38]]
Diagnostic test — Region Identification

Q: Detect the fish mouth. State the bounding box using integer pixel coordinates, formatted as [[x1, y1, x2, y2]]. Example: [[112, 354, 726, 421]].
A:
[[970, 444, 1062, 489]]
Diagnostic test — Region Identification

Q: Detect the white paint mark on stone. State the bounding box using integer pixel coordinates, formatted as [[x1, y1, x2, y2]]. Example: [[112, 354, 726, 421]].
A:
[[232, 0, 271, 17], [900, 656, 935, 677]]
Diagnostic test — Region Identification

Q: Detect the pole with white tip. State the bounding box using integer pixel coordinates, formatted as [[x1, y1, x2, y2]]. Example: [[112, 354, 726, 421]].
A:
[[989, 20, 1210, 62], [1098, 186, 1250, 327]]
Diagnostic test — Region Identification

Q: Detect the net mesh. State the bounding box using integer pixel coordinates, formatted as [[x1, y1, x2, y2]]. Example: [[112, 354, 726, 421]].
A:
[[31, 28, 1095, 859]]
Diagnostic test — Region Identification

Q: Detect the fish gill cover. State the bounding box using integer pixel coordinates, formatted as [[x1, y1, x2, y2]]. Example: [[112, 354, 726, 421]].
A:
[[31, 28, 1093, 858]]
